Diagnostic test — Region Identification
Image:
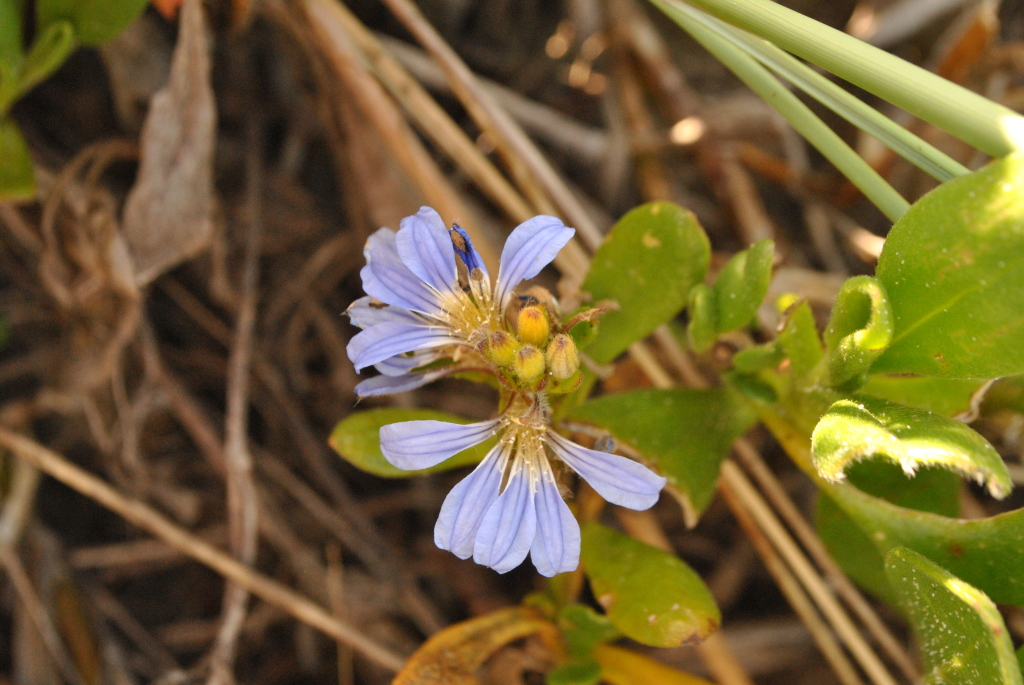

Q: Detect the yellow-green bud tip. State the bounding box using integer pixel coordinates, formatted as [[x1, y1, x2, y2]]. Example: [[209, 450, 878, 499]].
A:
[[487, 330, 519, 367], [517, 306, 550, 348], [545, 334, 579, 380], [513, 344, 546, 382]]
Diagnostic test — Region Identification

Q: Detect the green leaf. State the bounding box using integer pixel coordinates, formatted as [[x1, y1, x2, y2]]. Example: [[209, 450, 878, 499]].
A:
[[776, 298, 823, 381], [36, 0, 146, 46], [0, 118, 34, 201], [885, 547, 1022, 685], [567, 388, 756, 524], [686, 284, 716, 353], [583, 202, 710, 363], [580, 523, 720, 647], [815, 462, 960, 603], [823, 482, 1024, 606], [0, 0, 22, 75], [1017, 645, 1023, 677], [18, 20, 75, 95], [812, 397, 1012, 499], [731, 341, 784, 374], [873, 153, 1024, 379], [547, 660, 602, 685], [328, 408, 494, 478], [558, 604, 619, 659], [712, 238, 773, 333], [823, 276, 893, 389], [861, 376, 987, 417]]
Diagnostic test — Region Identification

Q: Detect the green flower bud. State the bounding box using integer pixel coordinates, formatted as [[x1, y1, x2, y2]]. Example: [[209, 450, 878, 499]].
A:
[[513, 344, 546, 382], [487, 330, 519, 367], [545, 334, 579, 380], [517, 306, 550, 348]]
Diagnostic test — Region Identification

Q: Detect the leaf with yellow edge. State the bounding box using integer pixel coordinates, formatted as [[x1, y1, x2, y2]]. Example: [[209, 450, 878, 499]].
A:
[[593, 644, 714, 685], [394, 607, 558, 685]]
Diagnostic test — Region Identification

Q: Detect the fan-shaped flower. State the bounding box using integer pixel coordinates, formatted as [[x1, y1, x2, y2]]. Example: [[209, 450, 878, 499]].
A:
[[345, 207, 667, 576], [380, 394, 666, 576]]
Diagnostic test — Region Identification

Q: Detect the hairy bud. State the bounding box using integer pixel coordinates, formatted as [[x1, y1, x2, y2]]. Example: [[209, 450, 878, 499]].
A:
[[513, 344, 546, 382], [487, 330, 519, 367], [517, 306, 550, 348], [545, 334, 580, 380]]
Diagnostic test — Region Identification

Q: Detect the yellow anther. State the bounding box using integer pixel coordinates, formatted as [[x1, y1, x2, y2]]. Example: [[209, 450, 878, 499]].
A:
[[545, 334, 580, 380], [517, 306, 550, 348], [487, 330, 519, 367], [513, 344, 546, 382]]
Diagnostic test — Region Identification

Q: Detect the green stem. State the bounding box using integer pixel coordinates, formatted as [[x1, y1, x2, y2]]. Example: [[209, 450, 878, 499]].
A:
[[695, 11, 969, 182], [652, 0, 910, 222], [656, 0, 1024, 158]]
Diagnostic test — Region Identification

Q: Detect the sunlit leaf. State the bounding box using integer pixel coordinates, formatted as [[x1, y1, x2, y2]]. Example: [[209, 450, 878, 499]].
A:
[[329, 408, 494, 478], [0, 118, 34, 201], [394, 607, 558, 685], [861, 376, 986, 417], [812, 397, 1012, 499], [593, 644, 714, 685], [885, 547, 1022, 685], [36, 0, 146, 45], [713, 238, 773, 333], [580, 523, 719, 647], [567, 388, 756, 524], [686, 283, 716, 352], [823, 276, 892, 389], [583, 202, 709, 363], [873, 153, 1024, 379]]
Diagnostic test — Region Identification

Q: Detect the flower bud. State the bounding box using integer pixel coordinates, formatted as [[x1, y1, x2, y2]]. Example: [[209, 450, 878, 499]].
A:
[[517, 306, 550, 348], [487, 330, 519, 367], [545, 334, 579, 380], [513, 344, 546, 382]]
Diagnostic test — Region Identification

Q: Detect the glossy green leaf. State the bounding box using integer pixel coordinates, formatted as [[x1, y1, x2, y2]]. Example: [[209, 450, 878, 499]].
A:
[[328, 408, 494, 478], [812, 397, 1012, 499], [824, 481, 1024, 606], [861, 376, 986, 417], [776, 298, 823, 381], [18, 20, 75, 95], [873, 153, 1024, 379], [36, 0, 146, 46], [581, 523, 720, 647], [583, 202, 710, 363], [885, 547, 1022, 685], [713, 238, 773, 332], [567, 388, 756, 523], [823, 276, 892, 389], [686, 283, 716, 353], [815, 462, 960, 603], [0, 118, 34, 201]]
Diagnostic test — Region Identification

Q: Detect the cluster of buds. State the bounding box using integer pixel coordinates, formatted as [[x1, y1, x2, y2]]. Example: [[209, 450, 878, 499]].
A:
[[483, 300, 582, 390]]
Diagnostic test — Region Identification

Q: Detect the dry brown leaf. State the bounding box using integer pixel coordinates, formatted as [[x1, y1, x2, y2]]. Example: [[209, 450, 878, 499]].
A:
[[393, 607, 559, 685], [122, 0, 215, 287]]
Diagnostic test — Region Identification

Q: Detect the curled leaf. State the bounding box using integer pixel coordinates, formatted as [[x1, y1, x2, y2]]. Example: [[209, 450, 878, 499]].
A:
[[812, 397, 1011, 499], [824, 276, 893, 388]]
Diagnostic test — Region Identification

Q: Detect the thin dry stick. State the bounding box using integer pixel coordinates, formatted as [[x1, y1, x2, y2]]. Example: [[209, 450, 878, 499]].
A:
[[717, 470, 865, 685], [326, 544, 354, 685], [731, 439, 919, 682], [376, 0, 606, 251], [720, 462, 898, 685], [207, 118, 265, 685], [0, 427, 407, 672], [297, 0, 499, 270]]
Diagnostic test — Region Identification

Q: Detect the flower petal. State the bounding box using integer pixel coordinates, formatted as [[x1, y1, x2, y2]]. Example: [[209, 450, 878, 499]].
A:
[[451, 224, 489, 278], [346, 296, 422, 329], [346, 322, 456, 372], [380, 418, 499, 470], [548, 433, 666, 510], [494, 216, 575, 309], [473, 458, 538, 573], [396, 207, 459, 298], [435, 443, 511, 558], [374, 349, 439, 377], [530, 462, 580, 577], [361, 228, 442, 314], [354, 370, 443, 397]]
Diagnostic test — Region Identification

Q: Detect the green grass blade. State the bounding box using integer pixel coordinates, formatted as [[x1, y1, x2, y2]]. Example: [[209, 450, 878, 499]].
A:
[[651, 0, 910, 222], [698, 13, 969, 182], [656, 0, 1024, 158]]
